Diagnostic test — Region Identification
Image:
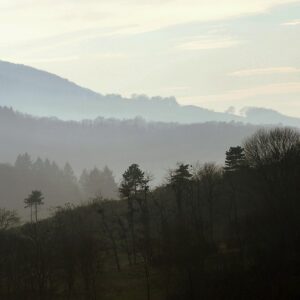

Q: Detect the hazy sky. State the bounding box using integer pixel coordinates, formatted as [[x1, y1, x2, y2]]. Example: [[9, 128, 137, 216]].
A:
[[1, 0, 300, 117]]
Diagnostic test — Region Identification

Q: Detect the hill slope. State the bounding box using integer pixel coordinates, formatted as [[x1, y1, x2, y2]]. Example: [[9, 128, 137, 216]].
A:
[[1, 60, 299, 126], [0, 106, 261, 182]]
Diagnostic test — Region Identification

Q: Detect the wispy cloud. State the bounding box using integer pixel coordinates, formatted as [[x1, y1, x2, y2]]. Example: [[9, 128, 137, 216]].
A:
[[176, 35, 241, 51], [0, 0, 298, 44], [91, 52, 127, 60], [0, 0, 297, 72], [2, 56, 80, 64], [229, 67, 300, 77], [2, 52, 126, 64], [182, 82, 300, 104], [282, 19, 300, 25], [161, 86, 191, 93], [164, 86, 190, 91]]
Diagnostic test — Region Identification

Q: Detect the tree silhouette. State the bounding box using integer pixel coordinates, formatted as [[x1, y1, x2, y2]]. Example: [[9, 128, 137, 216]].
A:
[[120, 163, 145, 264], [24, 190, 44, 223], [80, 167, 118, 199], [169, 163, 192, 218], [224, 146, 246, 172], [0, 208, 19, 230], [15, 153, 32, 171]]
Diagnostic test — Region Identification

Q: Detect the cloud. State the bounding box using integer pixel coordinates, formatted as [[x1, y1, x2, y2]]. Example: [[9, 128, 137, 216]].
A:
[[2, 53, 126, 64], [229, 67, 300, 76], [0, 0, 298, 45], [176, 35, 242, 51], [182, 82, 300, 104], [282, 19, 300, 25], [0, 0, 298, 66], [162, 86, 190, 91], [2, 56, 80, 64]]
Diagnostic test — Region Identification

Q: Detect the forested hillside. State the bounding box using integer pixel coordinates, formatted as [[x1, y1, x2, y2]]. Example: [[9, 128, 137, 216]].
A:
[[0, 106, 261, 182], [0, 127, 299, 299], [0, 153, 118, 217]]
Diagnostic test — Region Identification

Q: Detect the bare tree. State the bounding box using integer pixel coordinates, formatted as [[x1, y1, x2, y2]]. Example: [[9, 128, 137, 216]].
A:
[[0, 208, 19, 231], [196, 163, 222, 243], [243, 127, 300, 268], [96, 201, 121, 272], [244, 127, 300, 168]]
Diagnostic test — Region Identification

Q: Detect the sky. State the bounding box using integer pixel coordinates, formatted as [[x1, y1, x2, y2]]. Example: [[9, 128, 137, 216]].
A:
[[1, 0, 300, 117]]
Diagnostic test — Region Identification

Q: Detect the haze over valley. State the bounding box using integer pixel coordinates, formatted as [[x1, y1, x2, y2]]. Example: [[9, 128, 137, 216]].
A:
[[1, 1, 300, 299], [0, 60, 298, 216]]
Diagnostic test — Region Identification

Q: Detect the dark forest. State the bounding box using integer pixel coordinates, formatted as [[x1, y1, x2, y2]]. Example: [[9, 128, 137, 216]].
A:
[[1, 127, 299, 300]]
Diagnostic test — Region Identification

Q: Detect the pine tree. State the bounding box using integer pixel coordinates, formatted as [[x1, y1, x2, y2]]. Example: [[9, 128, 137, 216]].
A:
[[120, 163, 145, 264], [169, 163, 192, 216], [24, 190, 44, 223], [224, 146, 245, 172]]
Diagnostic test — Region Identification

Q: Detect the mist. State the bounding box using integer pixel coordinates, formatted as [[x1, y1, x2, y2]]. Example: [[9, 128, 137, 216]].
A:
[[1, 1, 300, 299]]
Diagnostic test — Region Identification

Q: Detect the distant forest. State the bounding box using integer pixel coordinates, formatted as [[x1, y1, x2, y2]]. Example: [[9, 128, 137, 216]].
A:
[[0, 106, 261, 182], [0, 127, 299, 299], [0, 153, 118, 217]]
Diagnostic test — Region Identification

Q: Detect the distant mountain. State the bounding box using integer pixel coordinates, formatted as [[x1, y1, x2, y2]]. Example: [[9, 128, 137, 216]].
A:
[[241, 107, 300, 127], [1, 60, 299, 126], [0, 106, 261, 184]]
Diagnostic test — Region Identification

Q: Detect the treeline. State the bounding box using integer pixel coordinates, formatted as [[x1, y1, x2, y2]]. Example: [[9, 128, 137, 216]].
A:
[[0, 127, 300, 299], [0, 154, 118, 217], [0, 105, 260, 181]]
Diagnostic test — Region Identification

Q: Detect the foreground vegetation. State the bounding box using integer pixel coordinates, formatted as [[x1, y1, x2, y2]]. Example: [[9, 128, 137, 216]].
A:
[[0, 127, 300, 299]]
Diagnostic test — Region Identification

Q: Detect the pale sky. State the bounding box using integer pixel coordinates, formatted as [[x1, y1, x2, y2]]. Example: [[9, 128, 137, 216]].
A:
[[1, 0, 300, 117]]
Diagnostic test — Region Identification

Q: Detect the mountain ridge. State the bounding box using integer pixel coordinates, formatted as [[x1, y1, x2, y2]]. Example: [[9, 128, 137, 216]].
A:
[[0, 60, 299, 126]]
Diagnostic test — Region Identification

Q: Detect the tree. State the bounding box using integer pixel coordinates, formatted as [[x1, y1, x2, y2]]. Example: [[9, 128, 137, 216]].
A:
[[24, 190, 44, 223], [224, 146, 246, 264], [63, 162, 77, 183], [243, 127, 300, 269], [80, 167, 118, 199], [120, 164, 144, 198], [244, 127, 300, 168], [224, 146, 246, 172], [0, 208, 19, 231], [96, 200, 121, 272], [15, 153, 32, 171], [169, 163, 192, 218], [196, 163, 221, 243], [120, 163, 145, 264]]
